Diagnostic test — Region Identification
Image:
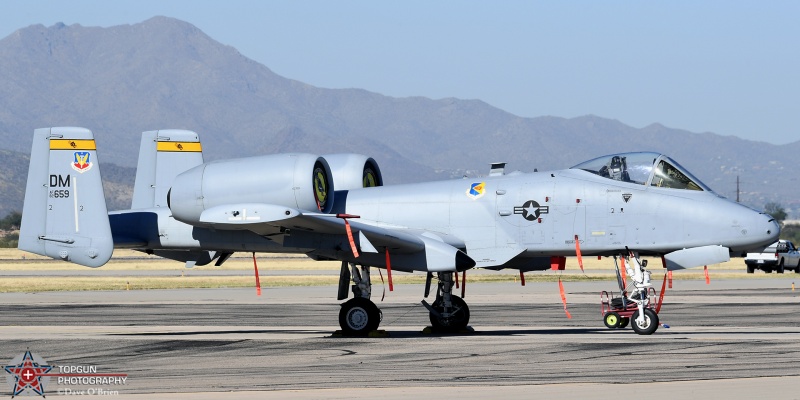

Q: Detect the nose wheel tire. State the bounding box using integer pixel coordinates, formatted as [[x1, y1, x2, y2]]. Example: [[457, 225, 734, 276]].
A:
[[429, 295, 470, 332], [339, 297, 381, 335], [631, 308, 659, 335]]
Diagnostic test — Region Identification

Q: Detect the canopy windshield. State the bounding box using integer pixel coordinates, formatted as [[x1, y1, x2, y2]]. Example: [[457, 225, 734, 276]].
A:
[[570, 152, 711, 191]]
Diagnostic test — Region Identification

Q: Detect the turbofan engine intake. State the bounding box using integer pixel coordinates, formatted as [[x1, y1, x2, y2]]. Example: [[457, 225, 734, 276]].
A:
[[322, 154, 383, 190]]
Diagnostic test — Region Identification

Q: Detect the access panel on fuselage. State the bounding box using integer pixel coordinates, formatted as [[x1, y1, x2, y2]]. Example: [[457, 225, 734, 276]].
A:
[[496, 180, 554, 246], [558, 170, 649, 253], [543, 174, 587, 252], [584, 184, 644, 249]]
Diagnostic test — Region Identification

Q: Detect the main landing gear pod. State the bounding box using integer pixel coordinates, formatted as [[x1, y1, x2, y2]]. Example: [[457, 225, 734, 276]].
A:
[[600, 253, 661, 335]]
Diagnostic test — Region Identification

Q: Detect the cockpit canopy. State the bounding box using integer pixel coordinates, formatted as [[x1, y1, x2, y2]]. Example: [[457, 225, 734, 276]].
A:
[[570, 152, 711, 191]]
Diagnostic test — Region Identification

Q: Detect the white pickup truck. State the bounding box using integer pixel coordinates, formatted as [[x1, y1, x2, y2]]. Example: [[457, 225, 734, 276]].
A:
[[745, 240, 800, 273]]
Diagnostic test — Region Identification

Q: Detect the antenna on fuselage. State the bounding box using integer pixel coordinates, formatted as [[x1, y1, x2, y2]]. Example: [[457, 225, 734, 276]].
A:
[[736, 175, 740, 203], [489, 162, 506, 176]]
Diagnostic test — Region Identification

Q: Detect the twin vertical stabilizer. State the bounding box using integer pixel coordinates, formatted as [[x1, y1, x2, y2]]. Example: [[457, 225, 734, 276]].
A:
[[18, 127, 113, 267], [131, 130, 204, 209]]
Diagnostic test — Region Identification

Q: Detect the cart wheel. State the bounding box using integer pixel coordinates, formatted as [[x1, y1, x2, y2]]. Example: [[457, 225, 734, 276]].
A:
[[631, 308, 659, 335], [604, 312, 621, 329], [618, 317, 630, 329]]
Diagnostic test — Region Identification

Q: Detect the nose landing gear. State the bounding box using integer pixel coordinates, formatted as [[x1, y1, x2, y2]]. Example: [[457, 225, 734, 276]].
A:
[[631, 308, 659, 335], [600, 253, 662, 335], [422, 272, 471, 332]]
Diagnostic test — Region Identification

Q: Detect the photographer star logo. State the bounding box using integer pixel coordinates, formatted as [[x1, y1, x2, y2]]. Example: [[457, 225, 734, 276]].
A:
[[4, 351, 52, 397]]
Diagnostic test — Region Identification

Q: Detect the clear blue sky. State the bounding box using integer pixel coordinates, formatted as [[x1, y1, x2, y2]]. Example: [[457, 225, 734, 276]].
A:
[[3, 1, 799, 145]]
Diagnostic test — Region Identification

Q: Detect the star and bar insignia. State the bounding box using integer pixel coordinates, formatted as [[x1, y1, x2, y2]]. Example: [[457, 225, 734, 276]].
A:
[[514, 200, 549, 221]]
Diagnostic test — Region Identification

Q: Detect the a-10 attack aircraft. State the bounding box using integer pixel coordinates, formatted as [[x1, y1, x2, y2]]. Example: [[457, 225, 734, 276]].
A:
[[19, 127, 779, 335]]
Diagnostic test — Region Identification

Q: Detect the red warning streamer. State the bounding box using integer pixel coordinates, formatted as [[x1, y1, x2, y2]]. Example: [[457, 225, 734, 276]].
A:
[[660, 255, 673, 289], [655, 273, 667, 314], [704, 265, 710, 285], [252, 252, 262, 296], [558, 277, 572, 319], [668, 270, 673, 289], [385, 249, 393, 292], [454, 269, 460, 288], [619, 256, 627, 289], [520, 271, 526, 286], [343, 219, 359, 258], [574, 235, 584, 273]]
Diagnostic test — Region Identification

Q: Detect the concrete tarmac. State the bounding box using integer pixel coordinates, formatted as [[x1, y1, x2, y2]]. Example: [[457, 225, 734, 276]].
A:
[[1, 279, 799, 399]]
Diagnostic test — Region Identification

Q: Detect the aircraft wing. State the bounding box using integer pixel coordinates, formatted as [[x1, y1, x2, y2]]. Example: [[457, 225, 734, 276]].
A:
[[197, 203, 474, 272]]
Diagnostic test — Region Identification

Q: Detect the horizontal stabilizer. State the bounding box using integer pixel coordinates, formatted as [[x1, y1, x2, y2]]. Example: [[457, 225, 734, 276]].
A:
[[664, 245, 730, 270]]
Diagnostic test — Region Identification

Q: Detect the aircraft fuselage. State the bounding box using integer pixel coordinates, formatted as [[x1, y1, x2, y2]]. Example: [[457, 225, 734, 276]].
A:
[[334, 168, 777, 268], [116, 166, 778, 271]]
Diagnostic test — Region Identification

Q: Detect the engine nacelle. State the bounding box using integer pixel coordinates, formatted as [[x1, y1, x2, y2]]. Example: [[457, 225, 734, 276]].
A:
[[322, 154, 383, 190], [169, 153, 334, 225]]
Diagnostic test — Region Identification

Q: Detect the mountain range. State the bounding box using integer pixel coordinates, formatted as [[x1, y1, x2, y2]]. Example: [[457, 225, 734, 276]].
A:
[[0, 16, 797, 217]]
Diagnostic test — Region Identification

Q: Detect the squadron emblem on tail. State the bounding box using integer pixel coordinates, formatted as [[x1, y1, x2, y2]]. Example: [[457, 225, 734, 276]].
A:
[[72, 151, 93, 173]]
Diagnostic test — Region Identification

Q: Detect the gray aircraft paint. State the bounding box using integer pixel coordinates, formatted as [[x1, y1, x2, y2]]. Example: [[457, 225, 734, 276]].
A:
[[131, 130, 203, 210], [19, 127, 113, 267], [17, 127, 783, 335], [19, 128, 779, 273], [331, 165, 776, 269]]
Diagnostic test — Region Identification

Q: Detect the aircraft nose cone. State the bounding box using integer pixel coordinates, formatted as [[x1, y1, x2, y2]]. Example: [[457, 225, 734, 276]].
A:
[[729, 208, 781, 254], [766, 217, 781, 242], [745, 213, 780, 251]]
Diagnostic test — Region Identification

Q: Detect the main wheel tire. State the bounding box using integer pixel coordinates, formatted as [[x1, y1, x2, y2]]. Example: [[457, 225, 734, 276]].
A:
[[339, 297, 381, 335], [429, 295, 470, 332], [631, 308, 659, 335], [618, 317, 630, 329], [604, 312, 621, 329], [778, 260, 785, 274], [746, 265, 755, 274]]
